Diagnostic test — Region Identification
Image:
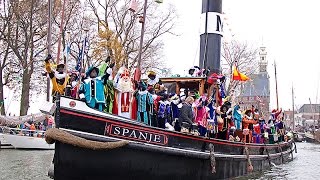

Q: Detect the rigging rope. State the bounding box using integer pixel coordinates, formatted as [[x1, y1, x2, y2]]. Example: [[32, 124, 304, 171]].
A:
[[244, 145, 253, 172], [209, 143, 216, 174]]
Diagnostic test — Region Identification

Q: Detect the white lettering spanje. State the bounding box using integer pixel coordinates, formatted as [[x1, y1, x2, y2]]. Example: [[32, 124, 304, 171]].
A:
[[154, 135, 161, 143], [122, 128, 130, 136], [128, 130, 138, 138], [114, 127, 121, 135], [138, 132, 148, 141], [110, 125, 166, 145]]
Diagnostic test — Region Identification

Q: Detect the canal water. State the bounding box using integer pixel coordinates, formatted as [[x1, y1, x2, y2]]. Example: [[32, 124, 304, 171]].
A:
[[0, 142, 319, 180]]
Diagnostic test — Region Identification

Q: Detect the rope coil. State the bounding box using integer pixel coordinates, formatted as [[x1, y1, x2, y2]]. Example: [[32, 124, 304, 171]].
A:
[[45, 128, 129, 150]]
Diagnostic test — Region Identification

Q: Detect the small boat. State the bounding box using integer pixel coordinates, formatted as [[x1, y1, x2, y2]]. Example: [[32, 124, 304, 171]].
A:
[[2, 128, 54, 150], [304, 131, 320, 144], [46, 96, 296, 180], [0, 127, 14, 149], [293, 132, 304, 142]]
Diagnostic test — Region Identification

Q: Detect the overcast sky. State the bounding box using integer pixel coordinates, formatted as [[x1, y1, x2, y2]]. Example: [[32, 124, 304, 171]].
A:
[[4, 0, 320, 115], [164, 0, 320, 110]]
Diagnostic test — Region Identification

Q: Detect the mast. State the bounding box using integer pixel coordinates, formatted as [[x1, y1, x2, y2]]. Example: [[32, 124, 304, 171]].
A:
[[46, 0, 52, 102], [274, 60, 279, 109], [316, 80, 319, 130], [309, 98, 316, 135], [135, 0, 148, 81], [292, 84, 295, 131]]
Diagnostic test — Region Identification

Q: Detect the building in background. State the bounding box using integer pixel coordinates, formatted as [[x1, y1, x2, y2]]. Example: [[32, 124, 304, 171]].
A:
[[298, 104, 320, 129], [237, 46, 270, 120]]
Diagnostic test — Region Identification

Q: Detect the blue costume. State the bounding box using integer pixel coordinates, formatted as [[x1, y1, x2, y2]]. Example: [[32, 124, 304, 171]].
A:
[[207, 102, 217, 137], [136, 89, 154, 125], [136, 82, 153, 125], [79, 67, 107, 111], [233, 105, 242, 129]]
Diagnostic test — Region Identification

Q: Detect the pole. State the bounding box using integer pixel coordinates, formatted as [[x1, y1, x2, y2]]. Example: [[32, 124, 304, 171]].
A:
[[56, 0, 67, 64], [274, 61, 279, 110], [46, 0, 52, 102], [292, 84, 295, 131], [136, 0, 148, 75], [309, 98, 315, 135]]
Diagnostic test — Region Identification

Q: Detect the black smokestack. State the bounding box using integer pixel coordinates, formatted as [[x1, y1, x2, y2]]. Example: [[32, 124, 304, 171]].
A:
[[199, 0, 223, 74]]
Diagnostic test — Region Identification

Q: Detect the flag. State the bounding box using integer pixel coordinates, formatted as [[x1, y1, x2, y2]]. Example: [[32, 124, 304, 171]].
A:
[[232, 67, 249, 81], [75, 35, 88, 72], [75, 42, 84, 71], [64, 40, 71, 62]]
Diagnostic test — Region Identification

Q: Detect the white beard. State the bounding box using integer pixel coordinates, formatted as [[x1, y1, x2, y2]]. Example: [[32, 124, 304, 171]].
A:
[[117, 78, 133, 93], [55, 71, 66, 80]]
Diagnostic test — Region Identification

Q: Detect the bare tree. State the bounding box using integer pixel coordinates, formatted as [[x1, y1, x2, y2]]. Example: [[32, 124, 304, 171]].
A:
[[221, 40, 258, 95], [0, 0, 48, 115], [86, 0, 177, 72]]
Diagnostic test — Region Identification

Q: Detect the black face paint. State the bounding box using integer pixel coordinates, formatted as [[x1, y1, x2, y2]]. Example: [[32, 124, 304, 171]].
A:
[[148, 75, 155, 80], [90, 69, 98, 78]]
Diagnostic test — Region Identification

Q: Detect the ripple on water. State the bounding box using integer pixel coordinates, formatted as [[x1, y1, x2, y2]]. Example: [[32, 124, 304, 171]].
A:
[[0, 149, 54, 180], [234, 142, 320, 180]]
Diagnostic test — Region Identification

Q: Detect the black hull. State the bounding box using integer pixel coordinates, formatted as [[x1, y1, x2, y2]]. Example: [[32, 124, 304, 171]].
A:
[[54, 129, 293, 180], [53, 97, 295, 180]]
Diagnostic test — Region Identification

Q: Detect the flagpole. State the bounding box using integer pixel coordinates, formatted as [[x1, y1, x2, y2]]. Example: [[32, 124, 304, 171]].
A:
[[46, 0, 52, 102], [65, 31, 70, 73], [274, 60, 279, 110], [56, 0, 67, 64]]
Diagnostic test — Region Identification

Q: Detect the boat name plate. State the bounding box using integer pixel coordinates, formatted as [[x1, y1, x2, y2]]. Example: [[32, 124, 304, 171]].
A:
[[105, 123, 168, 146]]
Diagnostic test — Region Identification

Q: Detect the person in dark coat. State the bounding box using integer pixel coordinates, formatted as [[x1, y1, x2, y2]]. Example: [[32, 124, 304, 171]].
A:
[[178, 96, 195, 132]]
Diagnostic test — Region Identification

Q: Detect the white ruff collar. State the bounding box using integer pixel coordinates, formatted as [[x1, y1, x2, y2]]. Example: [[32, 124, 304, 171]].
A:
[[138, 90, 148, 95], [147, 76, 159, 86], [55, 71, 66, 80]]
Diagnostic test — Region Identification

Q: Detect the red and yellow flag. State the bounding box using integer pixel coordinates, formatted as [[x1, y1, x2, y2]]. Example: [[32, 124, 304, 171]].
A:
[[232, 67, 250, 81]]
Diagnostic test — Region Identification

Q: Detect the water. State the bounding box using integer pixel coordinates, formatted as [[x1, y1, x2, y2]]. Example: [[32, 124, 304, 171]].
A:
[[237, 142, 320, 180], [0, 150, 53, 180], [0, 143, 319, 180]]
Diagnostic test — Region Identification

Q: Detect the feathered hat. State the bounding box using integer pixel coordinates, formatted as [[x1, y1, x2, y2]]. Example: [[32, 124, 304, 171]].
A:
[[147, 70, 156, 77], [86, 66, 99, 77], [56, 63, 65, 69], [139, 81, 147, 91]]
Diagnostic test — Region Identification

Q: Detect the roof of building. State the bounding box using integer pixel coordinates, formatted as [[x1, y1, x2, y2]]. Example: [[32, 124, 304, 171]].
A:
[[240, 73, 270, 97], [299, 104, 320, 113]]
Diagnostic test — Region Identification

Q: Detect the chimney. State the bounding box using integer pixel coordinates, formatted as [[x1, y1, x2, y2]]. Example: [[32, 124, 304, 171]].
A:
[[199, 0, 223, 74]]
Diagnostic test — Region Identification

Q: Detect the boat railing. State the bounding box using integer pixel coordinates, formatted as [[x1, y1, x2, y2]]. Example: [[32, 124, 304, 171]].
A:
[[6, 127, 47, 137]]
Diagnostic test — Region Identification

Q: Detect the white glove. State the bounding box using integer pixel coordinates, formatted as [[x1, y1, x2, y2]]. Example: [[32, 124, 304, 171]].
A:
[[79, 94, 85, 99]]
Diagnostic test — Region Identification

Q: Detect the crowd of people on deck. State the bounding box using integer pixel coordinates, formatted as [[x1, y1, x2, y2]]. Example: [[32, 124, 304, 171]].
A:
[[44, 54, 291, 144]]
